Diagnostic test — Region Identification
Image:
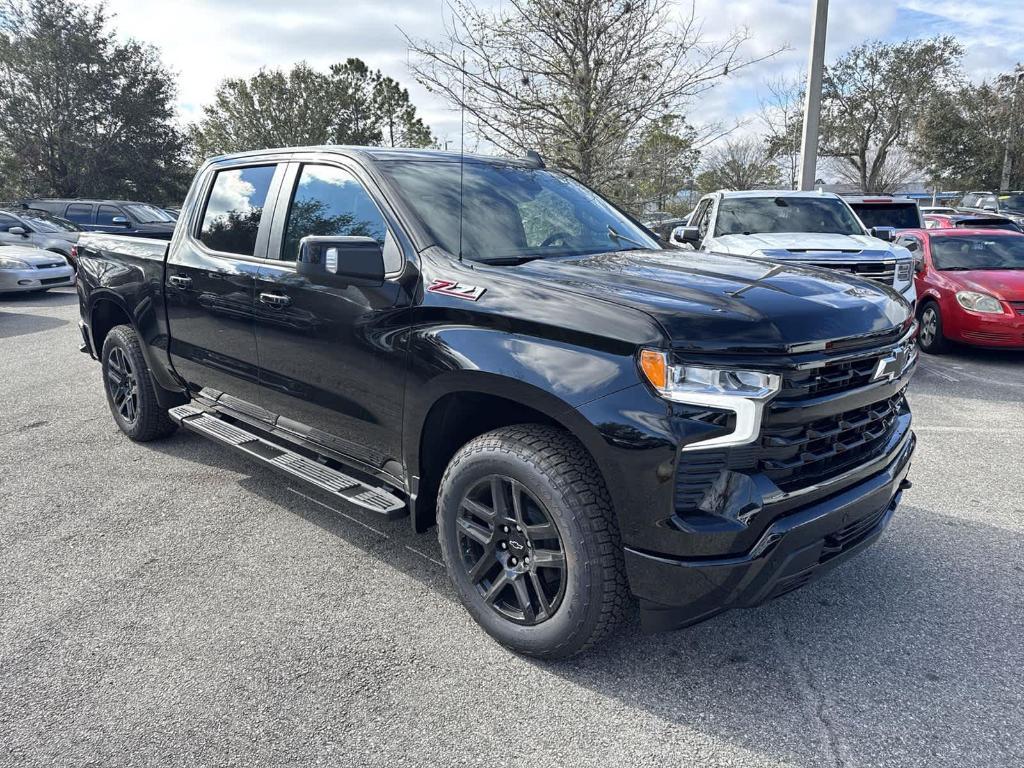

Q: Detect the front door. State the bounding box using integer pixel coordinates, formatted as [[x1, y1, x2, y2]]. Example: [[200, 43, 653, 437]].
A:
[[254, 160, 411, 473], [165, 162, 283, 406]]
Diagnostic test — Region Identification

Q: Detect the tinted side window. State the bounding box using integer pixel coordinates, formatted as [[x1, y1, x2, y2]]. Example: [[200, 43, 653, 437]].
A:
[[199, 165, 277, 256], [96, 205, 123, 225], [0, 213, 19, 231], [66, 203, 93, 224], [696, 200, 713, 238], [281, 164, 387, 262]]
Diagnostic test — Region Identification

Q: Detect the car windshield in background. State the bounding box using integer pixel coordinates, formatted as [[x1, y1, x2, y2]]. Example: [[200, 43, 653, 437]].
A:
[[714, 197, 864, 237], [849, 203, 921, 230], [11, 211, 79, 232], [377, 160, 658, 263], [124, 204, 175, 223], [998, 194, 1024, 210], [931, 235, 1024, 270]]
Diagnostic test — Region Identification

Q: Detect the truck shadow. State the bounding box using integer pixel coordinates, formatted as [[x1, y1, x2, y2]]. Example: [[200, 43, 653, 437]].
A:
[[0, 311, 68, 339], [147, 432, 1023, 767], [0, 287, 78, 307]]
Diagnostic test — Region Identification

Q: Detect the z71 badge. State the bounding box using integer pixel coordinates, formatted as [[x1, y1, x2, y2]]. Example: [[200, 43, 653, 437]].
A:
[[427, 279, 486, 301]]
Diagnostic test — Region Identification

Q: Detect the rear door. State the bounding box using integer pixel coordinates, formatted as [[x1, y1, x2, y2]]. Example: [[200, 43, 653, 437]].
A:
[[165, 162, 285, 406], [64, 203, 95, 229], [253, 158, 412, 473]]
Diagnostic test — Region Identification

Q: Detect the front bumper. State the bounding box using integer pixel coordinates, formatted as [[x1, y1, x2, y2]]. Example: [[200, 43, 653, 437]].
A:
[[0, 265, 76, 292], [625, 430, 915, 632], [948, 305, 1024, 348]]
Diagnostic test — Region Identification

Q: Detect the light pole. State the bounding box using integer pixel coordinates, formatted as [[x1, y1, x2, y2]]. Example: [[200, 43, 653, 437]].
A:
[[798, 0, 829, 190], [999, 69, 1024, 192]]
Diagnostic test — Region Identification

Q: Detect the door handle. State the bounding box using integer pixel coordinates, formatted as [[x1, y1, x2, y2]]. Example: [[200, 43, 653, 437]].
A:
[[259, 292, 292, 308], [167, 275, 192, 288]]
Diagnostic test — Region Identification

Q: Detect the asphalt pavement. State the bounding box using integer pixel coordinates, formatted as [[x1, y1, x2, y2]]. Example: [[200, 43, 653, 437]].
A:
[[1, 287, 1022, 767]]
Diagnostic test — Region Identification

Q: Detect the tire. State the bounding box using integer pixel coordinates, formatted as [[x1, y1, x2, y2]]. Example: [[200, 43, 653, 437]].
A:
[[101, 325, 177, 442], [918, 301, 948, 354], [437, 425, 630, 658]]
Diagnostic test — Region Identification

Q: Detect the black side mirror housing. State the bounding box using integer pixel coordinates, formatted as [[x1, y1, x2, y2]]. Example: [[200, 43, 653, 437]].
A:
[[870, 226, 896, 242], [672, 225, 702, 246], [297, 235, 385, 287]]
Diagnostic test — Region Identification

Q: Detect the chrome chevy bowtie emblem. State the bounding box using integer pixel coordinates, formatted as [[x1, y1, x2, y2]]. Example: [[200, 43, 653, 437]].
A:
[[872, 347, 908, 382]]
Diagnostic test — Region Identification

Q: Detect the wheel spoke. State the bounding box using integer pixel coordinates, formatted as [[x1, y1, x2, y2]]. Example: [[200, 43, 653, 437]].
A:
[[510, 480, 526, 526], [528, 571, 551, 618], [483, 570, 510, 604], [456, 516, 492, 546], [490, 477, 509, 520], [467, 545, 497, 584], [461, 497, 495, 523], [525, 522, 557, 541], [531, 548, 565, 569], [512, 578, 536, 623]]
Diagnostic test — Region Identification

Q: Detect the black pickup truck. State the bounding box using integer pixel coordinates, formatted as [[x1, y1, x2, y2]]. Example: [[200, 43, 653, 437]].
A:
[[76, 147, 917, 657]]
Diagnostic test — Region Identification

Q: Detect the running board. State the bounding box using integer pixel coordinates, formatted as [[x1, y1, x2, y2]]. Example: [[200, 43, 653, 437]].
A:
[[169, 404, 407, 519]]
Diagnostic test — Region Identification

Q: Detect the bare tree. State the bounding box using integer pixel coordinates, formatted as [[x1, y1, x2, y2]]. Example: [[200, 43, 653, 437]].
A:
[[757, 75, 804, 190], [405, 0, 780, 195], [696, 138, 781, 193]]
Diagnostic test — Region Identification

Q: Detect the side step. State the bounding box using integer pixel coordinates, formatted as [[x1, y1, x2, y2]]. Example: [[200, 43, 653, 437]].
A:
[[169, 404, 407, 519]]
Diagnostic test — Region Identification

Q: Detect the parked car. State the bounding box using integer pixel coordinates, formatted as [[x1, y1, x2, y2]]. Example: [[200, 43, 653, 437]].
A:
[[24, 199, 176, 239], [0, 208, 81, 267], [0, 244, 75, 293], [924, 213, 1022, 232], [920, 206, 959, 216], [670, 190, 916, 304], [843, 194, 924, 230], [896, 228, 1024, 352], [957, 191, 1024, 229], [76, 147, 916, 658]]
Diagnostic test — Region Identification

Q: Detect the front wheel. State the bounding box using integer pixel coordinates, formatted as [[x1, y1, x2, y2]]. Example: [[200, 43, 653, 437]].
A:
[[437, 425, 630, 658], [101, 325, 177, 441], [918, 302, 948, 354]]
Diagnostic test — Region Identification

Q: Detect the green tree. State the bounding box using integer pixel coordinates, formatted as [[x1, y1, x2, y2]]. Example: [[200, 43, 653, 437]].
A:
[[819, 37, 963, 193], [0, 0, 189, 202], [913, 71, 1024, 190], [626, 115, 700, 212], [190, 59, 434, 160]]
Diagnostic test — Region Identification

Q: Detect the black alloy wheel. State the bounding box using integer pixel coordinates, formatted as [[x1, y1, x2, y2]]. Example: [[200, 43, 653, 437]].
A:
[[106, 345, 139, 425], [456, 475, 566, 625]]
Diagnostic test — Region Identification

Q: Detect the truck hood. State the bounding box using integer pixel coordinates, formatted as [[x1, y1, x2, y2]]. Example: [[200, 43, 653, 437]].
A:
[[712, 232, 895, 257], [516, 249, 910, 352]]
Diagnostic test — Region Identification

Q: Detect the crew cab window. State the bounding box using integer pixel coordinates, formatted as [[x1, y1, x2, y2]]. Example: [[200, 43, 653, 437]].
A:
[[96, 205, 123, 225], [281, 164, 388, 262], [199, 165, 277, 256], [960, 194, 978, 208], [65, 203, 93, 224]]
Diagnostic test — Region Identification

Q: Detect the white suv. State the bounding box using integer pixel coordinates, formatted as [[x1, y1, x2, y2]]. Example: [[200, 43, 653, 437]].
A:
[[671, 190, 916, 304]]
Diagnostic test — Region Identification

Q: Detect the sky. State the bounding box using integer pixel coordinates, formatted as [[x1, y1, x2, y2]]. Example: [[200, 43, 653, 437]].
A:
[[91, 0, 1024, 150]]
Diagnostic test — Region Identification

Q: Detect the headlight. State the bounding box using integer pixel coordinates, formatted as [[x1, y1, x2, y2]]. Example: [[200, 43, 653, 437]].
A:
[[638, 349, 781, 450], [0, 256, 31, 270], [955, 290, 1003, 314]]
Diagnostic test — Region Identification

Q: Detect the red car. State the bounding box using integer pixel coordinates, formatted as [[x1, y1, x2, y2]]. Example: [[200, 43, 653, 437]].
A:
[[896, 228, 1024, 353], [923, 213, 1022, 232]]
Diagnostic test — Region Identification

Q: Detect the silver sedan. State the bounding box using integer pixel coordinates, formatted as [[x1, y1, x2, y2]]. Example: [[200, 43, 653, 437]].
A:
[[0, 245, 75, 293]]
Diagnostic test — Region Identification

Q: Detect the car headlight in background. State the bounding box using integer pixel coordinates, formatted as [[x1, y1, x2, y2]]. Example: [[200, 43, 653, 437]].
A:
[[639, 349, 781, 450], [0, 256, 31, 270], [955, 290, 1003, 314]]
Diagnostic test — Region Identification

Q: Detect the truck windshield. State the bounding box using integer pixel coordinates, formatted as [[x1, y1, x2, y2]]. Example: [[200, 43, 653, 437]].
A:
[[714, 197, 865, 237], [931, 234, 1024, 270], [377, 160, 658, 263], [124, 204, 174, 223], [849, 202, 921, 230]]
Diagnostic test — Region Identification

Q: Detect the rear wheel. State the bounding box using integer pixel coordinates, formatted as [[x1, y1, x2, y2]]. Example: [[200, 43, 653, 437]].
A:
[[101, 325, 177, 441], [437, 425, 630, 658], [918, 302, 948, 354]]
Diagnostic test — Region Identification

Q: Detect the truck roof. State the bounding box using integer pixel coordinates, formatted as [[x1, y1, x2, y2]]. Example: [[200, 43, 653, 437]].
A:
[[208, 145, 542, 168], [712, 189, 838, 199]]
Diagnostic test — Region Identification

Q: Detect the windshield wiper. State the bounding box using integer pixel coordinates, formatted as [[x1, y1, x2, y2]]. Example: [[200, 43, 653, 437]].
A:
[[477, 255, 546, 266], [607, 225, 648, 250]]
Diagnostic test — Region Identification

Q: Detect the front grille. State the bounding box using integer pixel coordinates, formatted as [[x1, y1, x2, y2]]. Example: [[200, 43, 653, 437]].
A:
[[759, 394, 905, 492], [802, 260, 896, 287], [778, 357, 879, 399], [1009, 301, 1024, 316], [40, 276, 69, 285], [961, 329, 1021, 344], [37, 262, 64, 270]]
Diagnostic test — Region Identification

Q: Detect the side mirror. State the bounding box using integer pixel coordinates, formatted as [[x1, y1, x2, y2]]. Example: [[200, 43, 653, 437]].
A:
[[870, 226, 896, 242], [111, 216, 130, 226], [982, 204, 998, 212], [902, 240, 919, 252], [672, 225, 702, 246], [913, 256, 925, 274], [8, 226, 26, 236], [297, 235, 384, 287]]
